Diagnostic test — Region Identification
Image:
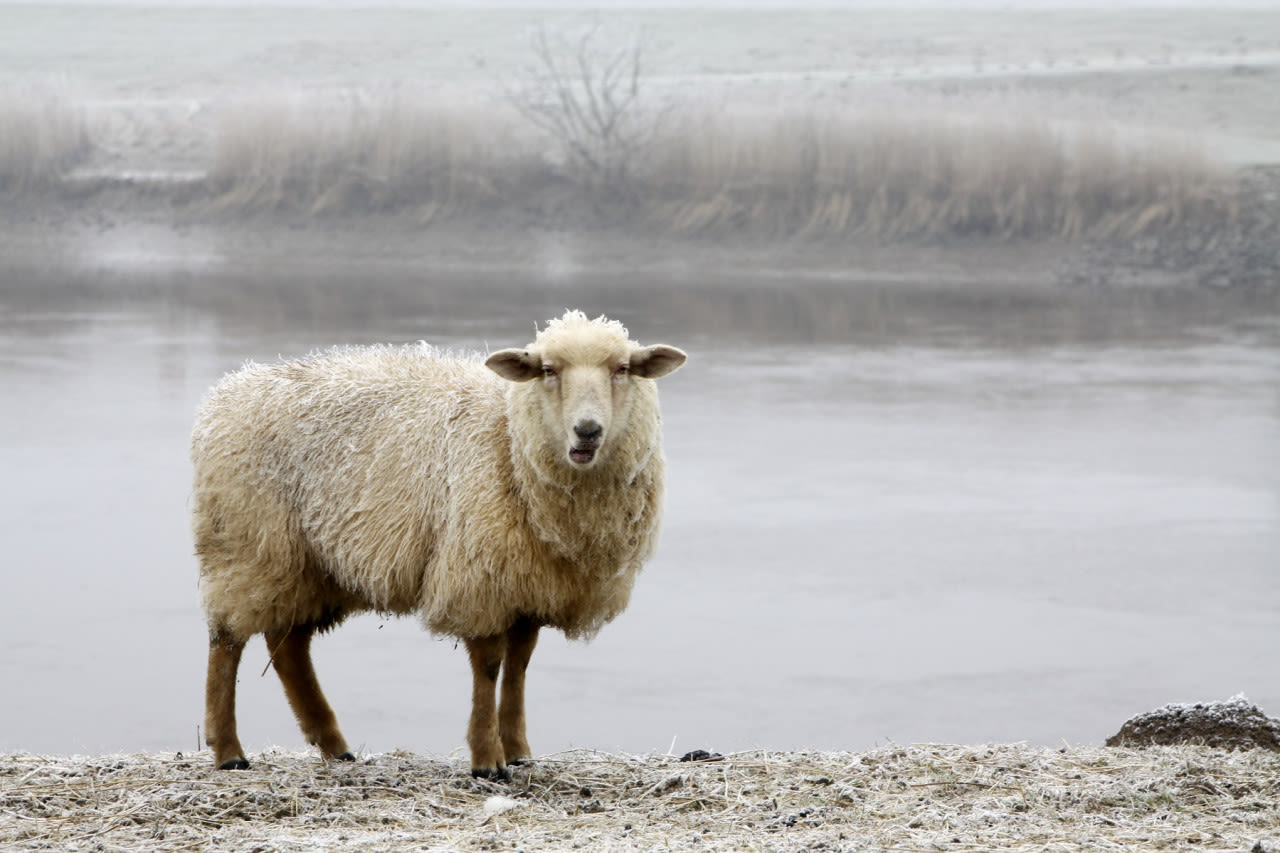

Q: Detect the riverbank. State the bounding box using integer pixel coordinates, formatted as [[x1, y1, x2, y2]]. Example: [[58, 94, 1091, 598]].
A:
[[3, 744, 1278, 851], [6, 163, 1280, 294], [3, 4, 1279, 291]]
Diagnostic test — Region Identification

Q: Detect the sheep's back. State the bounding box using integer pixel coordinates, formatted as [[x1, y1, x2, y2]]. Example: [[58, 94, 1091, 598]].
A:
[[192, 345, 509, 619]]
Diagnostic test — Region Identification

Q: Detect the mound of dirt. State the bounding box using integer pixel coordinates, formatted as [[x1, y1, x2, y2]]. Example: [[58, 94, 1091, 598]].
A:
[[1107, 695, 1280, 751]]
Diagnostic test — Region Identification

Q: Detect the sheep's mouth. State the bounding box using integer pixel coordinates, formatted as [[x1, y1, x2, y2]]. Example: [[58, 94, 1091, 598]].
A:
[[568, 445, 599, 465]]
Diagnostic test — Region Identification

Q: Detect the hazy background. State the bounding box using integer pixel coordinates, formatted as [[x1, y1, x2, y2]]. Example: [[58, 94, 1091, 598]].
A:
[[0, 1, 1277, 762]]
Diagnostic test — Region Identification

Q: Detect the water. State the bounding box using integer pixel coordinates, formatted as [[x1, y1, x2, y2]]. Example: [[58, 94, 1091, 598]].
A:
[[1, 261, 1277, 760]]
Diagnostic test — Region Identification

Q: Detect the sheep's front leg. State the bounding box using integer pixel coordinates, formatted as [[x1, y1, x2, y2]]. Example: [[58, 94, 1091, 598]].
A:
[[465, 633, 508, 779], [499, 618, 540, 765]]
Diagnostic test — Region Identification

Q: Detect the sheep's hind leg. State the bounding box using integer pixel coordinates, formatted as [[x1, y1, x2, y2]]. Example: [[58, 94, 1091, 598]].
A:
[[499, 618, 540, 765], [465, 633, 509, 779], [265, 625, 354, 761], [205, 632, 250, 770]]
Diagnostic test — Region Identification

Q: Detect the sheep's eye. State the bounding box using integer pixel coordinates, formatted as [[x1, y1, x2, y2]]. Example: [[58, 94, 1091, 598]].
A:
[[541, 365, 557, 379], [615, 364, 629, 376]]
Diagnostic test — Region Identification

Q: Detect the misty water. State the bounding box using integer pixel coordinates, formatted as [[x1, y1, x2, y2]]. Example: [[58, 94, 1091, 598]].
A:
[[1, 259, 1277, 762]]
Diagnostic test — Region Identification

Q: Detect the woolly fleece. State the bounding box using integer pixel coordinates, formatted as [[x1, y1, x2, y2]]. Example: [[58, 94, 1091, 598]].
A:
[[191, 312, 678, 643]]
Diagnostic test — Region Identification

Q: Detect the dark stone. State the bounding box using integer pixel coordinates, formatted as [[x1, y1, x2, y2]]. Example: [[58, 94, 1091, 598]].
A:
[[1107, 696, 1280, 751], [679, 749, 724, 763]]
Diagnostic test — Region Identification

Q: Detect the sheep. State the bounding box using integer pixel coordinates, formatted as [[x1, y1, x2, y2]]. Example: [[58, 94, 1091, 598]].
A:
[[191, 310, 686, 778]]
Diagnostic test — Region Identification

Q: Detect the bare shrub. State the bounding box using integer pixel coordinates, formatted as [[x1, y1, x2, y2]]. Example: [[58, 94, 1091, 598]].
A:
[[0, 79, 91, 192], [207, 87, 532, 216], [507, 24, 657, 198]]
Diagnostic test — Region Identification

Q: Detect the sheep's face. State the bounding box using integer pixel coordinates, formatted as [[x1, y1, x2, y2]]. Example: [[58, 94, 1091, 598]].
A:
[[486, 314, 686, 470]]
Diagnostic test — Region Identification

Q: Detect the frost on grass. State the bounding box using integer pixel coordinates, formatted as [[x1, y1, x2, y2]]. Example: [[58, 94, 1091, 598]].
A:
[[2, 744, 1279, 851]]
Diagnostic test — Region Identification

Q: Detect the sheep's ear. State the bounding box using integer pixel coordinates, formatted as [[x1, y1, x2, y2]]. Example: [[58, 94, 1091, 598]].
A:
[[486, 348, 542, 382], [629, 345, 687, 379]]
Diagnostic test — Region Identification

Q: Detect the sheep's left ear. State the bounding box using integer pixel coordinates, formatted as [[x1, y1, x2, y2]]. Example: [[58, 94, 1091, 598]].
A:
[[629, 345, 687, 379], [486, 348, 542, 382]]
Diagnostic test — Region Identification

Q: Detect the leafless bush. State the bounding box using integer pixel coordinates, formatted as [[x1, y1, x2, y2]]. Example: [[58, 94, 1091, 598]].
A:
[[0, 79, 91, 192], [507, 25, 657, 196]]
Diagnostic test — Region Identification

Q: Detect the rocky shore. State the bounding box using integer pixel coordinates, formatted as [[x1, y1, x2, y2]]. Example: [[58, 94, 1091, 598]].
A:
[[1060, 165, 1280, 291]]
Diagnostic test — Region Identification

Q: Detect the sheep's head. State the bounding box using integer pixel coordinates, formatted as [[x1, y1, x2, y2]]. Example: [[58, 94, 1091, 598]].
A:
[[486, 311, 686, 470]]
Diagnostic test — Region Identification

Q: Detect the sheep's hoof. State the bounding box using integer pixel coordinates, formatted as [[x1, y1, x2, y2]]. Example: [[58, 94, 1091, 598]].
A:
[[333, 752, 356, 762], [471, 765, 511, 782], [217, 757, 250, 771], [506, 757, 530, 767]]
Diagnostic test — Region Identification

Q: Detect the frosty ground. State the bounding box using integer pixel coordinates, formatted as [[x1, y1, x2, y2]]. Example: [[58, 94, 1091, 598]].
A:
[[4, 744, 1279, 852]]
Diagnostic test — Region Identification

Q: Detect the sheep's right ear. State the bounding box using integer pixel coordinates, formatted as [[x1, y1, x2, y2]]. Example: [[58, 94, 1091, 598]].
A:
[[486, 349, 542, 382]]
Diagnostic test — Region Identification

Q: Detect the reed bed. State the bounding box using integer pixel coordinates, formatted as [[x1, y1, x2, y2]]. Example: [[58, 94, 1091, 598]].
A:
[[0, 81, 1234, 242], [0, 79, 91, 193], [206, 89, 536, 219], [3, 743, 1278, 851], [641, 101, 1227, 241], [202, 90, 1230, 241]]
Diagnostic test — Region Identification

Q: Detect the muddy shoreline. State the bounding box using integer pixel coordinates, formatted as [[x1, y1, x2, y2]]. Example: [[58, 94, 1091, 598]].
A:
[[6, 164, 1279, 295]]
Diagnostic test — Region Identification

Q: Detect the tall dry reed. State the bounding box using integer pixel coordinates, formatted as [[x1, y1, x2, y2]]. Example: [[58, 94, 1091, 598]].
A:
[[207, 88, 536, 217], [640, 100, 1228, 240], [203, 88, 1231, 240], [0, 79, 91, 192]]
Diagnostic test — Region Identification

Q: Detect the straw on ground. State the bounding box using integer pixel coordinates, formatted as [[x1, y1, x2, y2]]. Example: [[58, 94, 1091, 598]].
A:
[[3, 744, 1278, 851]]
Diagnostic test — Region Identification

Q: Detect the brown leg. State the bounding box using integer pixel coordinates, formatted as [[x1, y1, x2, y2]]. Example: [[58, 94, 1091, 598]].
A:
[[465, 633, 508, 779], [205, 632, 249, 770], [264, 625, 353, 761], [499, 619, 540, 765]]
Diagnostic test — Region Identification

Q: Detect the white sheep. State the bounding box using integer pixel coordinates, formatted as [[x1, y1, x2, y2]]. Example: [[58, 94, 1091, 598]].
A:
[[191, 310, 686, 777]]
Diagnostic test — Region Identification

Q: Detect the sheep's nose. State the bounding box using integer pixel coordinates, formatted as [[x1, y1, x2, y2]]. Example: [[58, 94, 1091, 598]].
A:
[[574, 420, 603, 442]]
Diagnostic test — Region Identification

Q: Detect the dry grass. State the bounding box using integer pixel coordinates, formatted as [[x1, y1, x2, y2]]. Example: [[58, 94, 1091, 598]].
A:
[[641, 100, 1228, 241], [0, 79, 1234, 241], [0, 79, 91, 192], [3, 744, 1278, 851], [206, 88, 536, 219], [203, 89, 1231, 240]]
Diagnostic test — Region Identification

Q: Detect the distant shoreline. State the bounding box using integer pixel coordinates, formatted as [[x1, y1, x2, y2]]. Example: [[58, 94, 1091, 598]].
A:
[[5, 164, 1279, 293], [5, 3, 1279, 290]]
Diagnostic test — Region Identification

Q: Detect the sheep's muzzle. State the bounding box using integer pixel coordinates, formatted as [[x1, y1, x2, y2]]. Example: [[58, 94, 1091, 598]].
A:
[[569, 419, 604, 466]]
